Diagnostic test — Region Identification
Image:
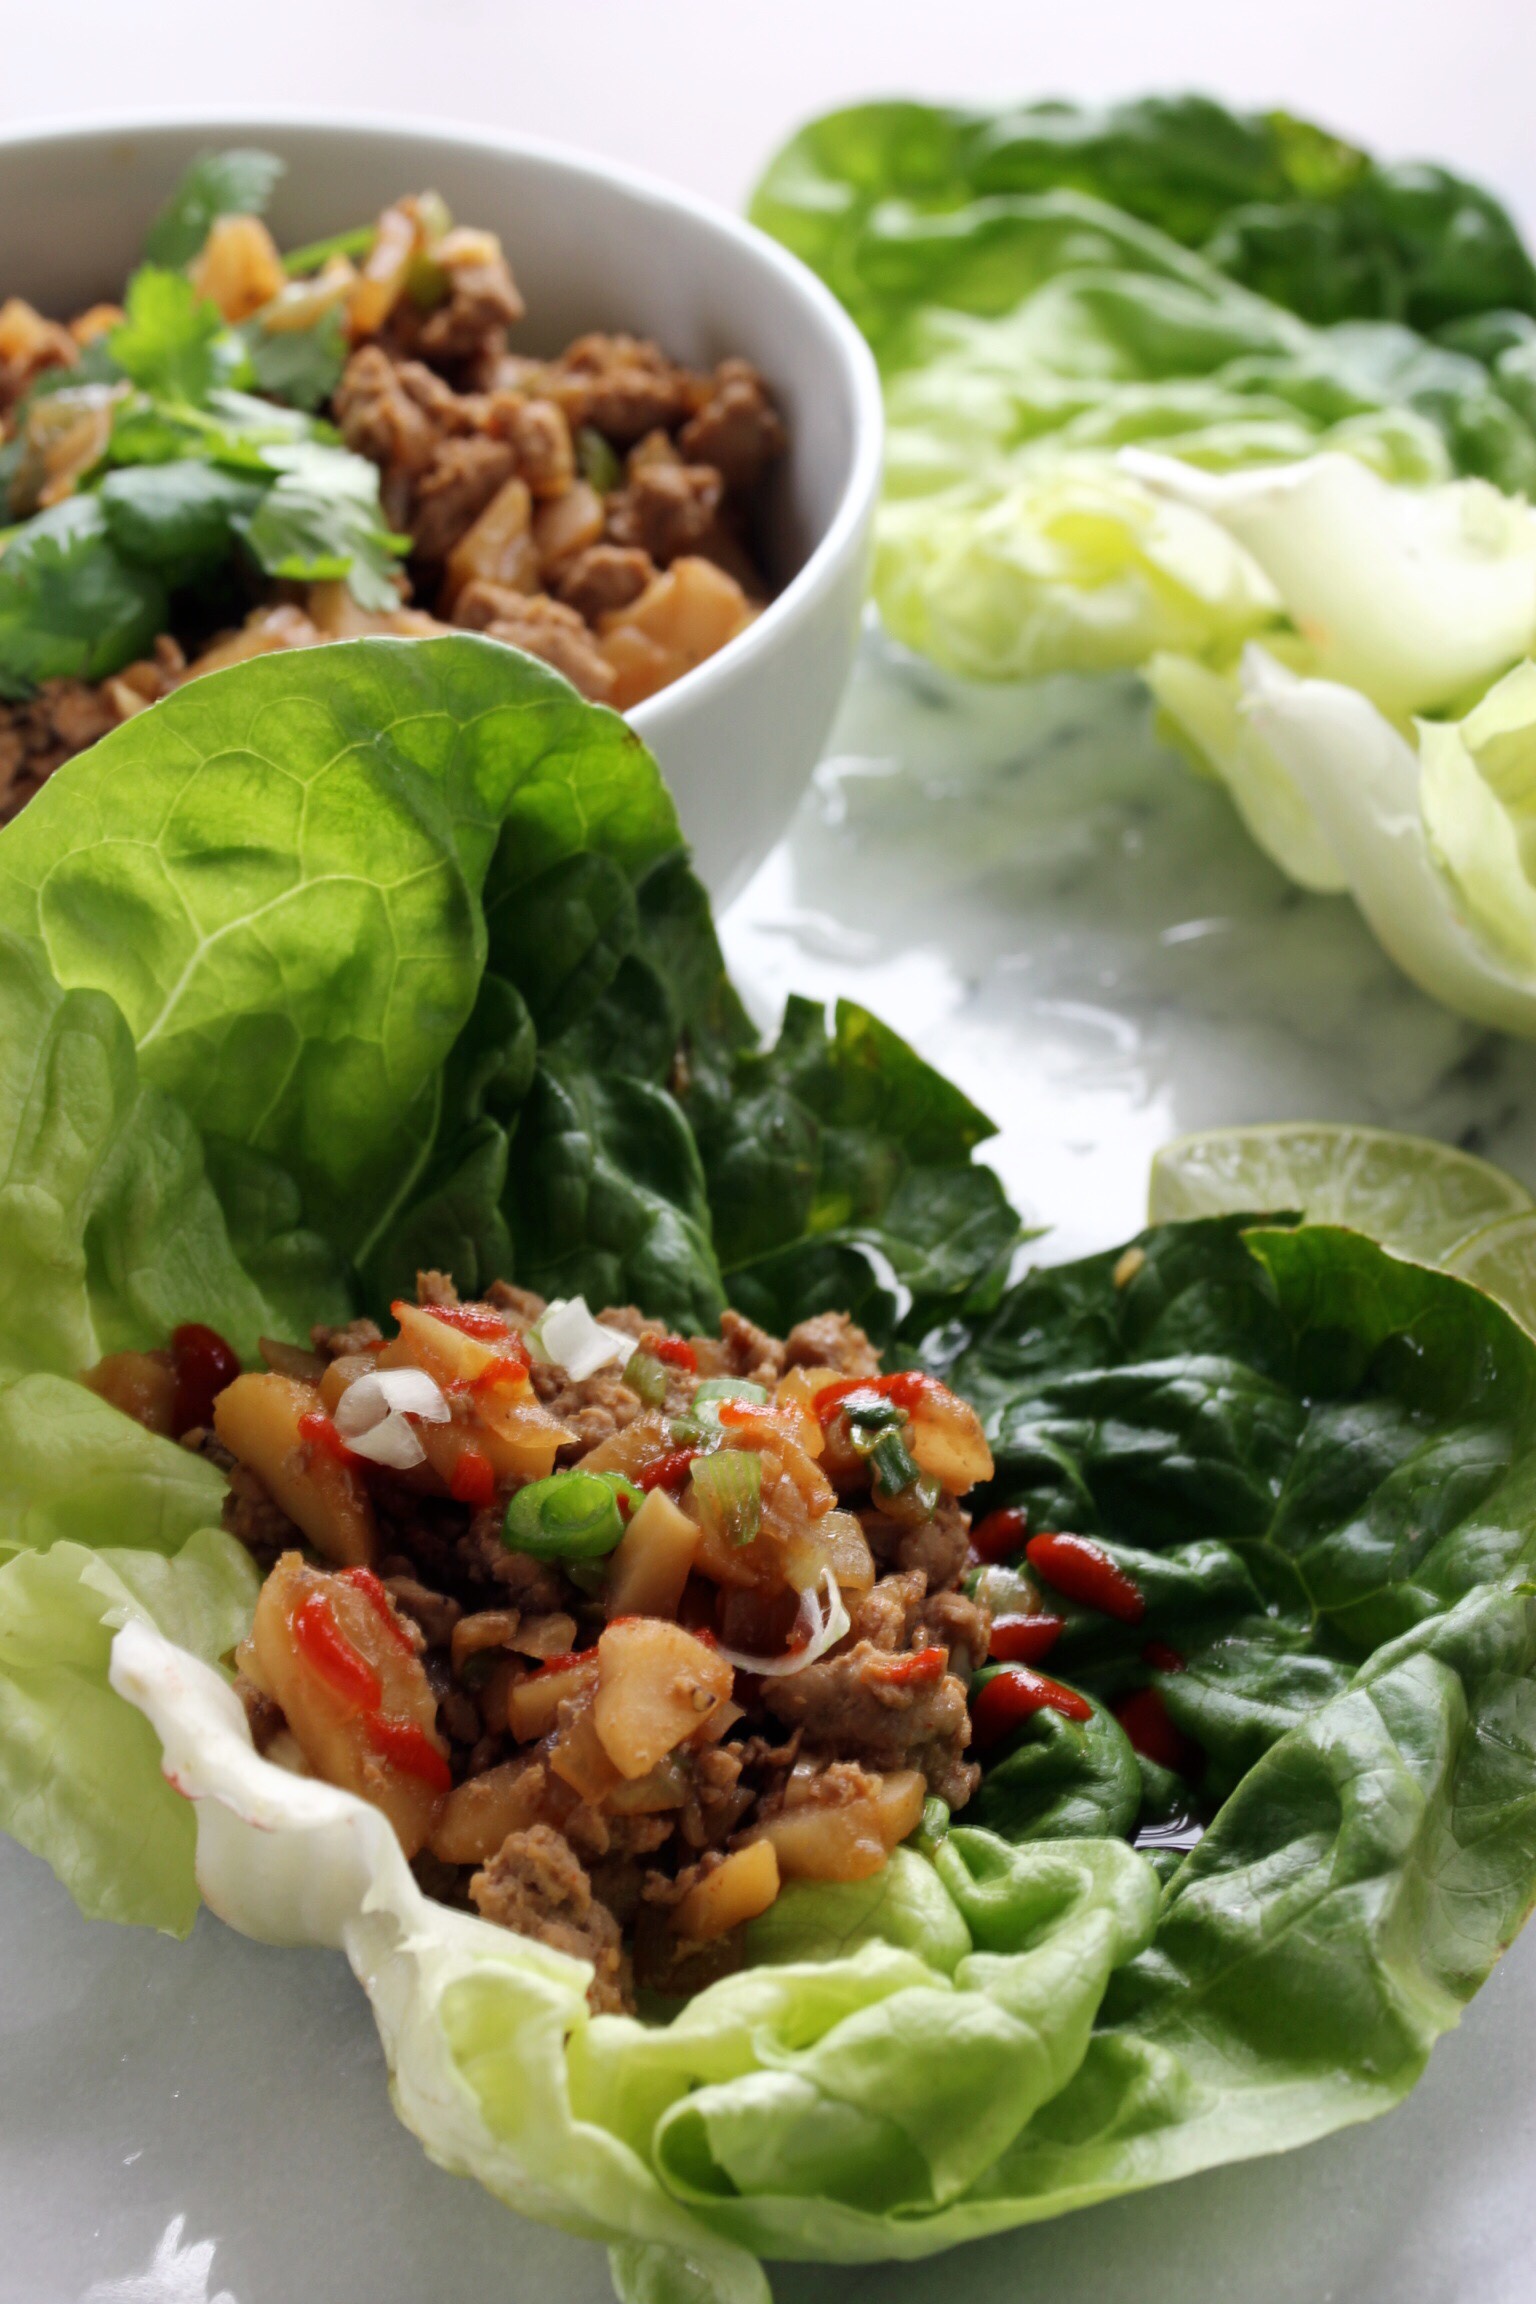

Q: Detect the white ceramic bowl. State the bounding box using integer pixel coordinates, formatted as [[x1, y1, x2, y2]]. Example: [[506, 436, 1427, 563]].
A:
[[0, 116, 882, 900]]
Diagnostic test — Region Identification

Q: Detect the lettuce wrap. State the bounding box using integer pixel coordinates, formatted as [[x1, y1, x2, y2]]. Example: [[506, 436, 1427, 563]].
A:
[[4, 636, 1536, 2302]]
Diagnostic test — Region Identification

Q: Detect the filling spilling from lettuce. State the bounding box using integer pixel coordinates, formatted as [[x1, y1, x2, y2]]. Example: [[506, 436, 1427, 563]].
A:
[[750, 94, 1536, 1035], [4, 635, 1536, 2304]]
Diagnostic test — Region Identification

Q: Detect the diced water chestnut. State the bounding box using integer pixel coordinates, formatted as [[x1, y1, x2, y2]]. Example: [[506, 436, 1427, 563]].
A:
[[248, 1554, 447, 1856], [214, 1372, 378, 1565], [670, 1840, 781, 1941], [82, 1349, 178, 1437], [752, 1766, 926, 1883], [507, 1654, 599, 1742], [905, 1386, 994, 1493], [428, 1759, 545, 1865], [605, 1487, 701, 1619], [592, 1618, 733, 1779]]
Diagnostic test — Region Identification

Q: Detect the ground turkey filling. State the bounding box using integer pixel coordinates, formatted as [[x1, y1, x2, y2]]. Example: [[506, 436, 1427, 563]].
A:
[[1, 191, 785, 820], [87, 1277, 995, 2013]]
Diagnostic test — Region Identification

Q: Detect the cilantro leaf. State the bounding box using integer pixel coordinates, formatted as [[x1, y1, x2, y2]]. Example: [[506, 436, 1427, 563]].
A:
[[234, 441, 409, 609], [108, 269, 222, 405], [143, 149, 286, 269], [0, 496, 165, 697], [232, 306, 348, 412], [98, 463, 262, 583]]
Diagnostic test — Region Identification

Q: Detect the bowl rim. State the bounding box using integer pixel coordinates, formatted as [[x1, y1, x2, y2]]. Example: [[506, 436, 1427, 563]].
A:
[[0, 108, 884, 729]]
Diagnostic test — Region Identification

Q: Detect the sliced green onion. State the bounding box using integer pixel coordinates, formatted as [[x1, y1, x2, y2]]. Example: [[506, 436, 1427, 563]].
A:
[[622, 1346, 670, 1408], [282, 224, 377, 277], [843, 1393, 905, 1436], [869, 1425, 923, 1497], [576, 425, 621, 494], [692, 1378, 770, 1410], [691, 1448, 763, 1547], [915, 1796, 951, 1859], [502, 1470, 629, 1560]]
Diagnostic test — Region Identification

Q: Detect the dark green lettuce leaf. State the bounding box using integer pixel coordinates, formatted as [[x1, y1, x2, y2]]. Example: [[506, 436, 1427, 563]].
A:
[[946, 1213, 1536, 1857], [0, 637, 676, 1263], [967, 1672, 1142, 1841], [692, 995, 1021, 1344], [752, 94, 1536, 339]]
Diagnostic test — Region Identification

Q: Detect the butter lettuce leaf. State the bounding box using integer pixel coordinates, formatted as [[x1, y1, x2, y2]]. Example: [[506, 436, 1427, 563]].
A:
[[752, 97, 1536, 688], [0, 635, 675, 1261], [0, 1530, 257, 1932]]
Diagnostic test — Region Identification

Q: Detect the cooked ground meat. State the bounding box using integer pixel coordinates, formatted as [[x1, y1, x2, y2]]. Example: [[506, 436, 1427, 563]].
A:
[[678, 360, 788, 492], [606, 436, 723, 565], [151, 1270, 998, 2016], [1, 193, 785, 809], [784, 1312, 881, 1378], [407, 433, 518, 562], [762, 1639, 980, 1811], [470, 1824, 629, 2013], [554, 543, 655, 621]]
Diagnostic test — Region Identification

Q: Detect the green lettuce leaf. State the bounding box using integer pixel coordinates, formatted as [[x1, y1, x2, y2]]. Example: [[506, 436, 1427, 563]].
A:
[[0, 636, 675, 1261], [0, 1529, 257, 1932], [751, 98, 1536, 687], [7, 631, 1536, 2297], [751, 96, 1536, 339], [1157, 644, 1536, 1038]]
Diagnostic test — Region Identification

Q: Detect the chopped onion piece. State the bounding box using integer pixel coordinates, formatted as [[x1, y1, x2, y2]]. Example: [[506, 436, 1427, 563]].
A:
[[335, 1366, 451, 1434], [534, 1297, 634, 1381], [716, 1567, 851, 1678], [346, 1413, 426, 1469], [333, 1365, 450, 1470]]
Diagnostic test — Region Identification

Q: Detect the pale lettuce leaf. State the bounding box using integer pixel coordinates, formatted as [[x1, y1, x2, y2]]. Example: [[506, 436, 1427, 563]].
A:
[[0, 1531, 256, 1932], [1127, 450, 1536, 716]]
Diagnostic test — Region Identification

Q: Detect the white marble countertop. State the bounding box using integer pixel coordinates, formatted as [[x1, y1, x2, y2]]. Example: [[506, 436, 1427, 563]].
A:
[[4, 17, 1536, 2301]]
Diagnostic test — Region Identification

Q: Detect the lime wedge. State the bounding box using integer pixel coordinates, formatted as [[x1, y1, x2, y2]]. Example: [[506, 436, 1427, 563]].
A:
[[1445, 1212, 1536, 1334], [1148, 1123, 1534, 1266]]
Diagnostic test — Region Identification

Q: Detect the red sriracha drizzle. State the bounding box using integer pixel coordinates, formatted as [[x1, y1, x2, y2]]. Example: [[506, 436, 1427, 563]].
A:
[[871, 1645, 948, 1687], [170, 1322, 240, 1435], [416, 1302, 510, 1341], [637, 1447, 700, 1492], [811, 1370, 948, 1424], [1026, 1532, 1145, 1625], [641, 1332, 698, 1373], [969, 1505, 1029, 1563], [337, 1566, 416, 1657], [1142, 1639, 1187, 1674], [1116, 1686, 1200, 1776], [989, 1612, 1066, 1665], [448, 1447, 498, 1509], [971, 1665, 1093, 1748], [292, 1589, 450, 1787], [365, 1713, 453, 1791], [298, 1410, 366, 1469], [293, 1594, 382, 1709]]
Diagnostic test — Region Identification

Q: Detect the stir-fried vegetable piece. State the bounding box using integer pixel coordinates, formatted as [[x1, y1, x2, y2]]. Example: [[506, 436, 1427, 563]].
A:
[[592, 1618, 734, 1779], [502, 1470, 636, 1561], [214, 1372, 378, 1567], [605, 1488, 701, 1619], [750, 1765, 927, 1883], [242, 1554, 449, 1854], [689, 1447, 763, 1548]]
